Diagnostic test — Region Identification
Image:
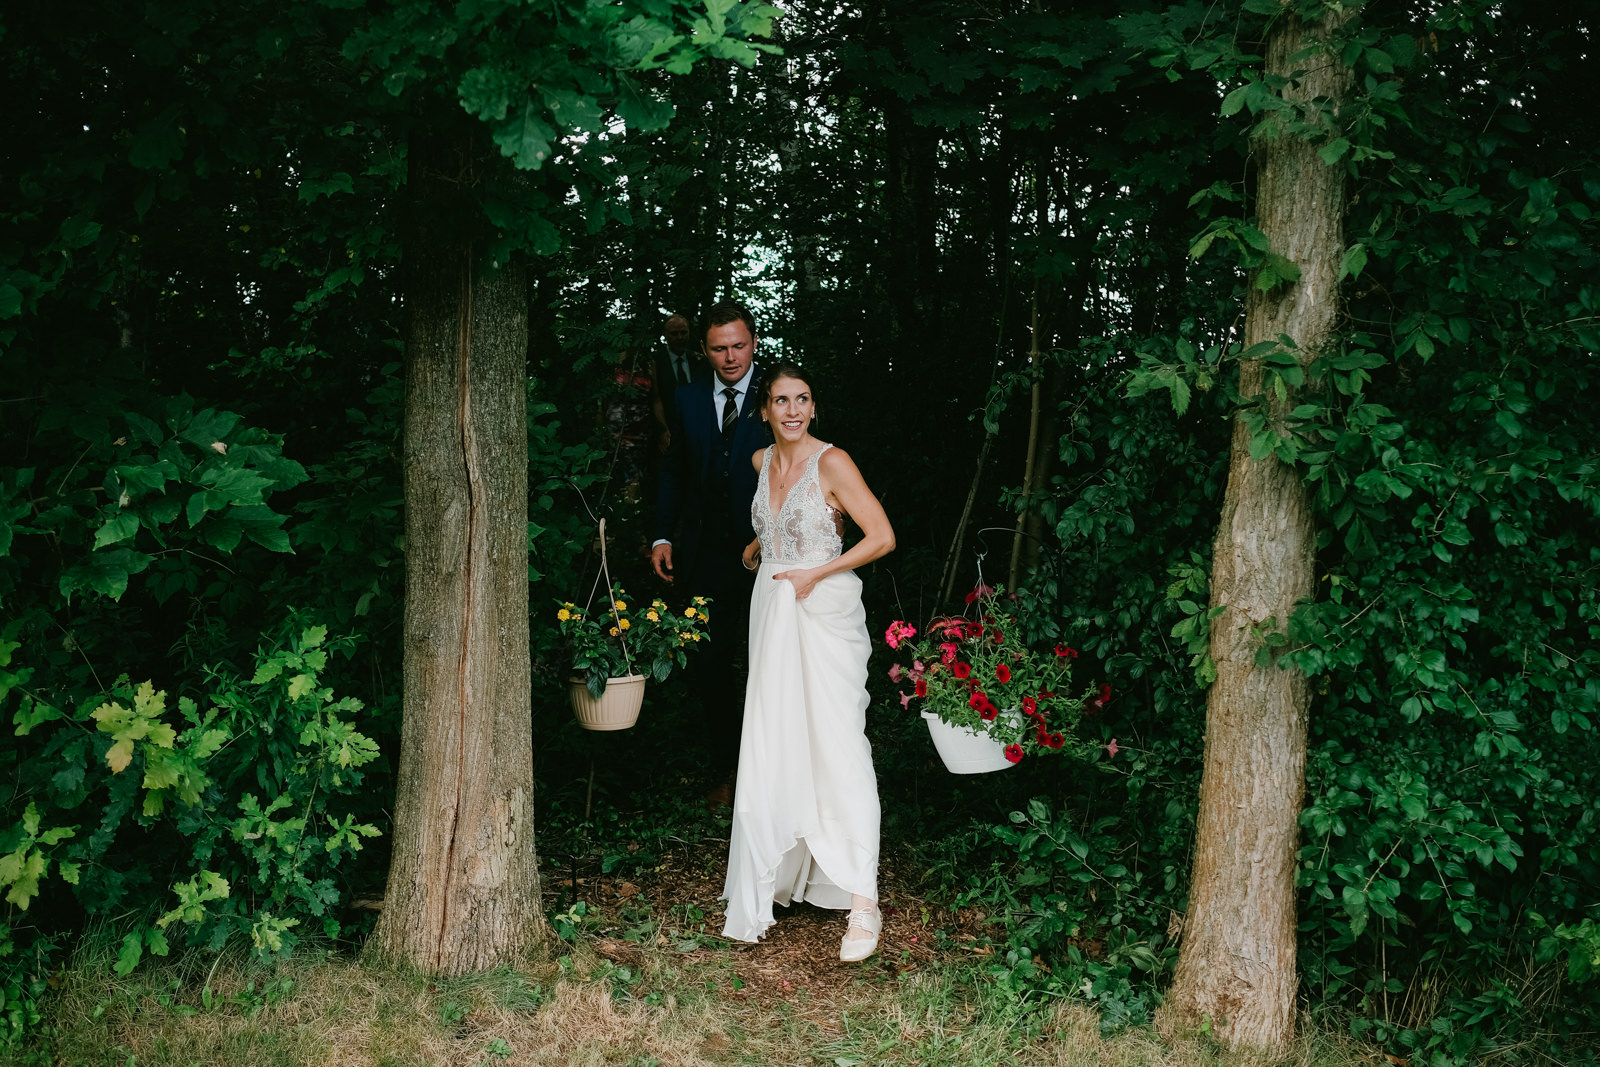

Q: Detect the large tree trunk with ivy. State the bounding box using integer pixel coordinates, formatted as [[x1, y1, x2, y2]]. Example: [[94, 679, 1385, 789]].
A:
[[1157, 5, 1352, 1054], [370, 117, 547, 975]]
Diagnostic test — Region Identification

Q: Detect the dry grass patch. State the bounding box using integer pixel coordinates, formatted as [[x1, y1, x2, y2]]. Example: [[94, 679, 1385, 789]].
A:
[[32, 940, 1378, 1067]]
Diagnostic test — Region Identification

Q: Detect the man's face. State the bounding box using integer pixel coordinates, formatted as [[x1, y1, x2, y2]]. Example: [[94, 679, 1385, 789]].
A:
[[702, 320, 756, 385], [663, 317, 690, 354]]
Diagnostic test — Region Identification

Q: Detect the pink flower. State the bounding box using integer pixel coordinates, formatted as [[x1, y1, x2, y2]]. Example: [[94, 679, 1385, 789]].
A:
[[898, 691, 913, 709], [965, 583, 994, 605], [1003, 744, 1024, 763], [1105, 737, 1119, 758], [940, 642, 957, 665], [884, 621, 917, 650], [911, 660, 926, 680], [995, 664, 1011, 684], [889, 663, 904, 684]]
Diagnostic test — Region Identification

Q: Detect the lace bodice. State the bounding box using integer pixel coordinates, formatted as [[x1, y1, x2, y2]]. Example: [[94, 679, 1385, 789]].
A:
[[752, 444, 844, 564]]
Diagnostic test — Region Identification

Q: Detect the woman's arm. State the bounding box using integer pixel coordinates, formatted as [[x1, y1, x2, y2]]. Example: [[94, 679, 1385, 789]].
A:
[[772, 447, 894, 599]]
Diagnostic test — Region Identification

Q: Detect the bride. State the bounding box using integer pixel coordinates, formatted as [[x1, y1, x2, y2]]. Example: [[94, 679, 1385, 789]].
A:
[[720, 361, 896, 962]]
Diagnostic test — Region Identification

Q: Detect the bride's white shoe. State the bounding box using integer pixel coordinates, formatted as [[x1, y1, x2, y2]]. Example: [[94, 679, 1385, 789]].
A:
[[839, 906, 881, 962]]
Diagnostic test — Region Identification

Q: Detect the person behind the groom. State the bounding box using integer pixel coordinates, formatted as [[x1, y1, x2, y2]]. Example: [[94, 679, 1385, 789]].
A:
[[651, 300, 768, 807]]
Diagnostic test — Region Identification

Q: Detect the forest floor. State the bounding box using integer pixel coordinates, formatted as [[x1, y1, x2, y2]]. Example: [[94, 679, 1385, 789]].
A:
[[29, 840, 1377, 1067]]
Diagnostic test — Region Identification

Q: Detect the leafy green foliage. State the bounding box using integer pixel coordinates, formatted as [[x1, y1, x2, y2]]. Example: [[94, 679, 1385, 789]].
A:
[[0, 620, 380, 1044]]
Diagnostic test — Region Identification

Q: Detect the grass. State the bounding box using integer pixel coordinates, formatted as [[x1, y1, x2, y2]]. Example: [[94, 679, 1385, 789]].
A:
[[19, 932, 1376, 1067]]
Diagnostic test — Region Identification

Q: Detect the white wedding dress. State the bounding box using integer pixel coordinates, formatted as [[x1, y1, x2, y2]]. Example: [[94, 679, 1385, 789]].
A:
[[721, 444, 881, 942]]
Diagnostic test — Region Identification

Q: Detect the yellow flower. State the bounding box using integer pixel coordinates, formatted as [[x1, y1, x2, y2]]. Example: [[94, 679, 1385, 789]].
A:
[[696, 611, 708, 622], [693, 596, 707, 605], [618, 619, 631, 631], [609, 626, 619, 637], [557, 608, 571, 621], [691, 633, 701, 642], [684, 607, 697, 618], [646, 610, 659, 622], [614, 599, 627, 611]]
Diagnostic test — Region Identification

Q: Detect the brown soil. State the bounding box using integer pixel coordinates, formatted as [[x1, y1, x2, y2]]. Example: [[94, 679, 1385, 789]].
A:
[[544, 837, 996, 1010]]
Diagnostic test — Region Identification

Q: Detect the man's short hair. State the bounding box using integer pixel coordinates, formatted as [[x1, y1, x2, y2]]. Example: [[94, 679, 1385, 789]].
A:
[[702, 299, 757, 341]]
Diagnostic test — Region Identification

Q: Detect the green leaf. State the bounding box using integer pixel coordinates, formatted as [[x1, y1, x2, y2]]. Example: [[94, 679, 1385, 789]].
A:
[[93, 511, 141, 550], [1338, 243, 1368, 281], [114, 930, 144, 976], [297, 172, 354, 203], [1318, 137, 1351, 165]]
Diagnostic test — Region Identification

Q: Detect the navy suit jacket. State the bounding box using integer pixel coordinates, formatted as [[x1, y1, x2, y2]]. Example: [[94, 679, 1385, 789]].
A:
[[650, 346, 709, 430], [654, 365, 769, 581]]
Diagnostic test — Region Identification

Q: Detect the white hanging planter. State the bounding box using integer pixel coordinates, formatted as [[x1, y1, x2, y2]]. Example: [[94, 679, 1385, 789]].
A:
[[569, 674, 647, 731], [921, 710, 1017, 774]]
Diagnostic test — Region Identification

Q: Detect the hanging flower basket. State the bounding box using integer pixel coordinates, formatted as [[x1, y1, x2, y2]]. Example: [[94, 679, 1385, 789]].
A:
[[552, 515, 711, 736], [569, 673, 648, 731], [921, 711, 1016, 774], [886, 583, 1099, 774]]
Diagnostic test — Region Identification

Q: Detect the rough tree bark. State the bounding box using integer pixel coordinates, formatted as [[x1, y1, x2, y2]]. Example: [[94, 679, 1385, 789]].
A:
[[1157, 4, 1352, 1054], [369, 117, 547, 975]]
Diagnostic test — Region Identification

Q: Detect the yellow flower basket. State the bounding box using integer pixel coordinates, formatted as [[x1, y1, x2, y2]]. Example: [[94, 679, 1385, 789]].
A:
[[567, 673, 648, 731]]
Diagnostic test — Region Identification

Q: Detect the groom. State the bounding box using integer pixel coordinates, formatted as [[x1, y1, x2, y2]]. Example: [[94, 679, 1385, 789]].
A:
[[651, 299, 768, 804]]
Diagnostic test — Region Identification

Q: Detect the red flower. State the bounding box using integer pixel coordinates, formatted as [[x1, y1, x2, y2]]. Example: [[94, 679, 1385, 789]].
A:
[[1021, 696, 1037, 715], [1086, 683, 1112, 713], [1035, 725, 1051, 743], [965, 582, 994, 605], [966, 621, 985, 638], [995, 664, 1011, 684], [1055, 644, 1078, 659], [1036, 689, 1055, 702], [991, 629, 1005, 645], [914, 679, 928, 698], [953, 662, 971, 680], [940, 642, 958, 665], [1047, 733, 1066, 749], [968, 691, 988, 709], [980, 703, 999, 721], [1003, 744, 1024, 764]]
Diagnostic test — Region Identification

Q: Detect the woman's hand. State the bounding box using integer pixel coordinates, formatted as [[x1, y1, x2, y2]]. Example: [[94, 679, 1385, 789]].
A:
[[742, 539, 761, 572], [775, 566, 822, 600]]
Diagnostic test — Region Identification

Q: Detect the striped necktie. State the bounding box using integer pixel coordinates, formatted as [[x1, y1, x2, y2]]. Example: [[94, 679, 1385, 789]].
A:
[[721, 386, 738, 436]]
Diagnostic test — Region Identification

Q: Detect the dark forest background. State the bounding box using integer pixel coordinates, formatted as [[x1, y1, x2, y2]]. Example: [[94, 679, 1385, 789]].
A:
[[2, 0, 1597, 1061]]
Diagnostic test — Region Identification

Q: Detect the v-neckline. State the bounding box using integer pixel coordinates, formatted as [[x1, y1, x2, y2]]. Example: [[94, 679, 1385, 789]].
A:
[[766, 445, 824, 521]]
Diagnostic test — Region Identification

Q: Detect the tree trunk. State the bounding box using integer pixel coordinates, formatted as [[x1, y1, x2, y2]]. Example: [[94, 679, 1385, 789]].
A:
[[370, 117, 547, 975], [1157, 5, 1351, 1054]]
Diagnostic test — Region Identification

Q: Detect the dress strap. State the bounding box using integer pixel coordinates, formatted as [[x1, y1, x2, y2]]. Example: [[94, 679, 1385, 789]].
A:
[[805, 443, 833, 477]]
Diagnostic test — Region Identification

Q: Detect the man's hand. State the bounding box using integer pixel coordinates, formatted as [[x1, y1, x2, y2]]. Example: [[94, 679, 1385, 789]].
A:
[[741, 539, 761, 572], [656, 429, 671, 454], [651, 542, 674, 582]]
